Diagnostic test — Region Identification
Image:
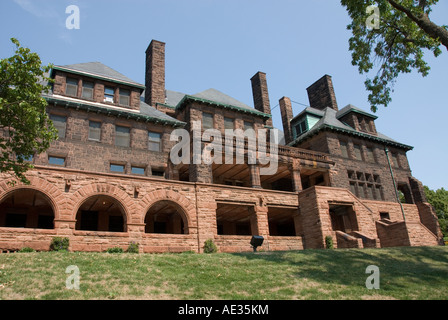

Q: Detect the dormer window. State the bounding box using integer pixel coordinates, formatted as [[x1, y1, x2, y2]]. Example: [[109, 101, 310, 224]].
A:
[[119, 88, 130, 106], [104, 87, 115, 103], [295, 120, 307, 136], [66, 78, 78, 96], [82, 81, 94, 100]]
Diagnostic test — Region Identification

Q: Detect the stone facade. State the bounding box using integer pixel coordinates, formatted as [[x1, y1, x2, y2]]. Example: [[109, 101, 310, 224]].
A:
[[0, 40, 443, 253]]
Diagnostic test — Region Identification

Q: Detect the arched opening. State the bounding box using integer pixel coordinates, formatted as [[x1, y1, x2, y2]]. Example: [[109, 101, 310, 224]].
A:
[[145, 200, 188, 234], [0, 189, 55, 229], [75, 195, 127, 232]]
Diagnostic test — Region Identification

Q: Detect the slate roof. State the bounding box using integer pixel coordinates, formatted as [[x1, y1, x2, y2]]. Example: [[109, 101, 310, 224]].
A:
[[289, 106, 413, 150], [52, 62, 145, 89]]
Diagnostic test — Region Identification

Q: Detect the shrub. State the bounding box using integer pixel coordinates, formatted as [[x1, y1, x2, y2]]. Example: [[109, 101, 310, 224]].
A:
[[126, 242, 139, 253], [106, 247, 124, 254], [50, 237, 69, 251], [203, 239, 218, 253], [325, 235, 334, 249], [18, 247, 35, 253]]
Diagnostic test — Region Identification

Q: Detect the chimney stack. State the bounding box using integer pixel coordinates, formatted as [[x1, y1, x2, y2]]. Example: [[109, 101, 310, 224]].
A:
[[251, 71, 273, 127], [279, 97, 294, 144], [306, 75, 338, 111], [145, 40, 166, 107]]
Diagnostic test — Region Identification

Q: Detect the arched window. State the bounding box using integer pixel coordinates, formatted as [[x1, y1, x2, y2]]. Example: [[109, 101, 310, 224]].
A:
[[75, 195, 126, 232], [0, 189, 54, 229], [145, 200, 188, 234]]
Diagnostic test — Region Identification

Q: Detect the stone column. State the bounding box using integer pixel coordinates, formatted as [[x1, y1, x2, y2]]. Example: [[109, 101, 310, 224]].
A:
[[249, 164, 262, 188], [290, 161, 303, 192]]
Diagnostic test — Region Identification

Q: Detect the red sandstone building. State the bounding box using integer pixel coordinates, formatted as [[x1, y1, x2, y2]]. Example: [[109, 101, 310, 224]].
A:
[[0, 40, 443, 253]]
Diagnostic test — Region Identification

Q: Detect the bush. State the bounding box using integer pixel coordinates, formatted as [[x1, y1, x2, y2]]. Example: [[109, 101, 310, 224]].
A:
[[126, 242, 139, 253], [325, 235, 334, 249], [106, 247, 124, 254], [18, 247, 35, 253], [203, 239, 218, 253], [50, 237, 69, 251]]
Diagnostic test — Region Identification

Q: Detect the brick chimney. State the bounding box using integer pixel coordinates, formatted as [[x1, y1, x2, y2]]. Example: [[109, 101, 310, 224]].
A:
[[306, 75, 338, 111], [279, 97, 294, 144], [145, 40, 166, 107], [251, 71, 273, 127]]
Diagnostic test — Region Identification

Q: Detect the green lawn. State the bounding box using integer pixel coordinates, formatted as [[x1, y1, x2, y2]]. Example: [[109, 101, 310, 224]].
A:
[[0, 246, 447, 300]]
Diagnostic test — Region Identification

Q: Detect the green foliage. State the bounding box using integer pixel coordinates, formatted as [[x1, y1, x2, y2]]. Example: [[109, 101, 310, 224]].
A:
[[0, 38, 58, 185], [424, 186, 448, 237], [18, 247, 35, 253], [126, 242, 139, 253], [203, 239, 218, 253], [341, 0, 447, 112], [50, 237, 69, 252], [325, 235, 334, 249], [106, 247, 124, 254]]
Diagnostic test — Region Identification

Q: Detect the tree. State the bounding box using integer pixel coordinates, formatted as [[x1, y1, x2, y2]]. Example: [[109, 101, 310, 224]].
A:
[[424, 186, 448, 238], [341, 0, 448, 112], [0, 38, 57, 184]]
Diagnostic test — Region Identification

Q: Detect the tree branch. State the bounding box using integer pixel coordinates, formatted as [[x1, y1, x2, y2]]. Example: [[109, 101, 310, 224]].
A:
[[387, 0, 448, 50]]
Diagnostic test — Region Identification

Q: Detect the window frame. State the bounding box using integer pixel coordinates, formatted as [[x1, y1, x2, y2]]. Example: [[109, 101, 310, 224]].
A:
[[48, 156, 66, 167], [119, 88, 130, 106], [202, 112, 214, 130], [115, 125, 131, 148], [148, 131, 162, 152], [88, 120, 101, 141], [65, 77, 78, 97], [81, 81, 94, 100], [49, 114, 67, 140], [104, 87, 115, 103]]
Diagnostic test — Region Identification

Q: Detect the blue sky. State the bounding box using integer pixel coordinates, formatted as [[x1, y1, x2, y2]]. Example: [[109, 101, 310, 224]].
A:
[[1, 0, 447, 190]]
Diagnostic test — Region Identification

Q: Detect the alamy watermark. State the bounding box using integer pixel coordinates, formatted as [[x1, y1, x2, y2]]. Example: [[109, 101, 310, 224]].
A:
[[66, 5, 80, 30], [365, 265, 380, 289], [169, 122, 279, 175], [366, 5, 380, 30], [65, 265, 80, 290]]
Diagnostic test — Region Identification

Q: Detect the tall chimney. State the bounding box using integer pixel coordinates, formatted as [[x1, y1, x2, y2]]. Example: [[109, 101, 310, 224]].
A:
[[279, 97, 294, 144], [306, 75, 338, 111], [251, 71, 273, 127], [145, 40, 166, 107]]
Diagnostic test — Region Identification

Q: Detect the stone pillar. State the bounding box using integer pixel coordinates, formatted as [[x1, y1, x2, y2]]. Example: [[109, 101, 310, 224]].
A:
[[290, 161, 303, 192], [249, 164, 262, 188], [249, 206, 269, 237]]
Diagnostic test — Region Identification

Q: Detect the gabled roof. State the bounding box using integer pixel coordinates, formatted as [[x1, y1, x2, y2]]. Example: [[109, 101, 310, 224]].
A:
[[337, 104, 378, 120], [192, 88, 253, 111], [289, 106, 413, 151], [175, 88, 271, 119], [51, 62, 145, 90]]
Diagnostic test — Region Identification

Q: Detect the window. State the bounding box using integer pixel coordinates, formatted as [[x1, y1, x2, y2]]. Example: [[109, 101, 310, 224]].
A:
[[104, 87, 115, 103], [148, 131, 162, 152], [366, 147, 375, 163], [49, 114, 67, 139], [202, 112, 214, 130], [131, 166, 145, 175], [88, 121, 101, 141], [391, 153, 400, 168], [152, 170, 165, 177], [224, 117, 234, 130], [380, 212, 390, 220], [119, 88, 130, 106], [110, 164, 125, 173], [48, 156, 65, 166], [353, 144, 363, 161], [115, 125, 130, 147], [66, 78, 78, 96], [348, 170, 384, 200], [82, 81, 94, 99], [295, 120, 307, 136], [243, 121, 254, 131], [340, 141, 348, 158]]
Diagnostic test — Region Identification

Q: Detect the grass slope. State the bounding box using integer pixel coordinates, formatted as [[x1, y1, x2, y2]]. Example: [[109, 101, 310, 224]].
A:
[[0, 246, 447, 300]]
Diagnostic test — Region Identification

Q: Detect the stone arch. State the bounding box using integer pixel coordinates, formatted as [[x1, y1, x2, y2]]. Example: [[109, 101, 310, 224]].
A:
[[140, 189, 195, 232], [0, 176, 64, 222], [69, 183, 135, 230]]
